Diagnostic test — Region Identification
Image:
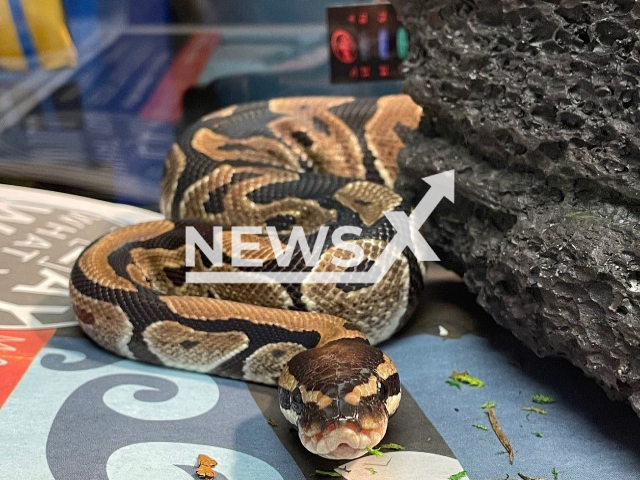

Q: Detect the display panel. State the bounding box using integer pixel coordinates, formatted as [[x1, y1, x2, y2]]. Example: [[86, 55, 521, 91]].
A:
[[327, 3, 407, 83]]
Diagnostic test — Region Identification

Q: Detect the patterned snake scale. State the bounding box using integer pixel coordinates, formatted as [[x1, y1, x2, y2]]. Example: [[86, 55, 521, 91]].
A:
[[70, 95, 426, 459]]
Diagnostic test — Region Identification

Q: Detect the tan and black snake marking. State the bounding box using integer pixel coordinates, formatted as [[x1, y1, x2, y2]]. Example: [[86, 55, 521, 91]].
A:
[[70, 95, 425, 459]]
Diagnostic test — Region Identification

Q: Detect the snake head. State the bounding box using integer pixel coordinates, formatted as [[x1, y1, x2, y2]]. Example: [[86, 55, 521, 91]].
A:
[[278, 338, 401, 459]]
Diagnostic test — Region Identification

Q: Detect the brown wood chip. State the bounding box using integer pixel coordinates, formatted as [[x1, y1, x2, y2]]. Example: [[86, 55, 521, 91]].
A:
[[196, 464, 216, 479], [198, 454, 218, 467], [196, 454, 218, 478], [486, 407, 514, 464]]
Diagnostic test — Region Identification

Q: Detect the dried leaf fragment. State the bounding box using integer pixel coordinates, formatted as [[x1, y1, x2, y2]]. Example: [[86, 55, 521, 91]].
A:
[[196, 464, 216, 479], [198, 454, 217, 467], [366, 447, 384, 456], [449, 470, 468, 480], [378, 442, 405, 451], [522, 406, 547, 415], [268, 418, 278, 427], [486, 408, 514, 464], [532, 394, 555, 405], [450, 371, 485, 387], [446, 379, 462, 389], [196, 454, 218, 479]]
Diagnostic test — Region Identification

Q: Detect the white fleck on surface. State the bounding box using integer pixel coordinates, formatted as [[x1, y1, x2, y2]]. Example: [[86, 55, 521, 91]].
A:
[[337, 451, 466, 480]]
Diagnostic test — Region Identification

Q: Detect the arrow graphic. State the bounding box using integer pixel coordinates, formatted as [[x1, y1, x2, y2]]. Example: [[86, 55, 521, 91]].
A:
[[186, 170, 455, 284]]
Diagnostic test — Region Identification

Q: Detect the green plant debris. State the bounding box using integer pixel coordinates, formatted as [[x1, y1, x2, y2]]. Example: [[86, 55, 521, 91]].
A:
[[450, 371, 485, 387], [446, 379, 462, 389], [552, 468, 559, 480], [378, 442, 405, 451], [365, 467, 378, 475], [517, 473, 547, 480], [314, 470, 343, 477], [522, 406, 547, 415], [532, 394, 556, 404], [533, 431, 543, 438], [449, 471, 468, 480], [366, 447, 384, 457], [472, 423, 489, 431], [481, 401, 497, 409]]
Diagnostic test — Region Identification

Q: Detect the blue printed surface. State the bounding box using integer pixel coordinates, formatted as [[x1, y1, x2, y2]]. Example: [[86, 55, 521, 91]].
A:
[[384, 331, 640, 479], [0, 336, 303, 479]]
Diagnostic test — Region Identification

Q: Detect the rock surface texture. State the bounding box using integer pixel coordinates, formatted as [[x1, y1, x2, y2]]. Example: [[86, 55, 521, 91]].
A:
[[393, 0, 640, 413]]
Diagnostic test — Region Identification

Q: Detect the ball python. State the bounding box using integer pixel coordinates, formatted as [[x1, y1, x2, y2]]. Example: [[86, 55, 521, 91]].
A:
[[70, 95, 426, 460]]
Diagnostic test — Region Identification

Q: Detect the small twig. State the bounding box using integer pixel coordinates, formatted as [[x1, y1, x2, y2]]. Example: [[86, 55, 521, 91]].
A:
[[486, 408, 514, 464], [364, 458, 392, 467], [518, 473, 547, 480]]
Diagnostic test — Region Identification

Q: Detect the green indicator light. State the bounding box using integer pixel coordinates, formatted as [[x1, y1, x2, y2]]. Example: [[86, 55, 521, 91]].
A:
[[397, 26, 408, 59]]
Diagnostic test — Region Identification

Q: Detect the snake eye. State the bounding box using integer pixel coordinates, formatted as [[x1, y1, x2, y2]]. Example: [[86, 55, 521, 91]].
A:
[[292, 387, 302, 403], [378, 380, 388, 399], [291, 388, 303, 413]]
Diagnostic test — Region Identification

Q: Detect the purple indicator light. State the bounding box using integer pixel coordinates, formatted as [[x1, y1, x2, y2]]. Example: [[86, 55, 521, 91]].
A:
[[378, 28, 390, 60]]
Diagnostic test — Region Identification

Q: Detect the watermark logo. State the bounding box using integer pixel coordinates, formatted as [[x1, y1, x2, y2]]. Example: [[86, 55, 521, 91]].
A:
[[185, 170, 454, 284]]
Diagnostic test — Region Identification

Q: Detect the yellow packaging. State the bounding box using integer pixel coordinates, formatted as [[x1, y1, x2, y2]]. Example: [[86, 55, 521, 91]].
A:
[[21, 0, 77, 70], [0, 0, 28, 71]]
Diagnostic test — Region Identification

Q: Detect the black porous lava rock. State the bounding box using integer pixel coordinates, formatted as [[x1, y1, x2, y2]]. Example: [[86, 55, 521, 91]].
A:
[[392, 0, 640, 413]]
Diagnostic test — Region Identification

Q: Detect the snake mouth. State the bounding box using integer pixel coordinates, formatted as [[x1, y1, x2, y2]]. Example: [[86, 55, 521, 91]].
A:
[[299, 420, 387, 460]]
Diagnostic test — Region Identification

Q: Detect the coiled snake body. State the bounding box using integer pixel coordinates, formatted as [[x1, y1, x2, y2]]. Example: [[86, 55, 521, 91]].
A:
[[70, 95, 425, 459]]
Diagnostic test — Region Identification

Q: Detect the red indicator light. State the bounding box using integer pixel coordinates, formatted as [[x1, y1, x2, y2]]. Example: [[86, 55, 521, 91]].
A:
[[348, 13, 356, 23], [378, 11, 388, 23], [349, 66, 359, 78], [360, 65, 371, 78], [379, 64, 390, 77], [358, 12, 368, 24], [330, 29, 358, 64]]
